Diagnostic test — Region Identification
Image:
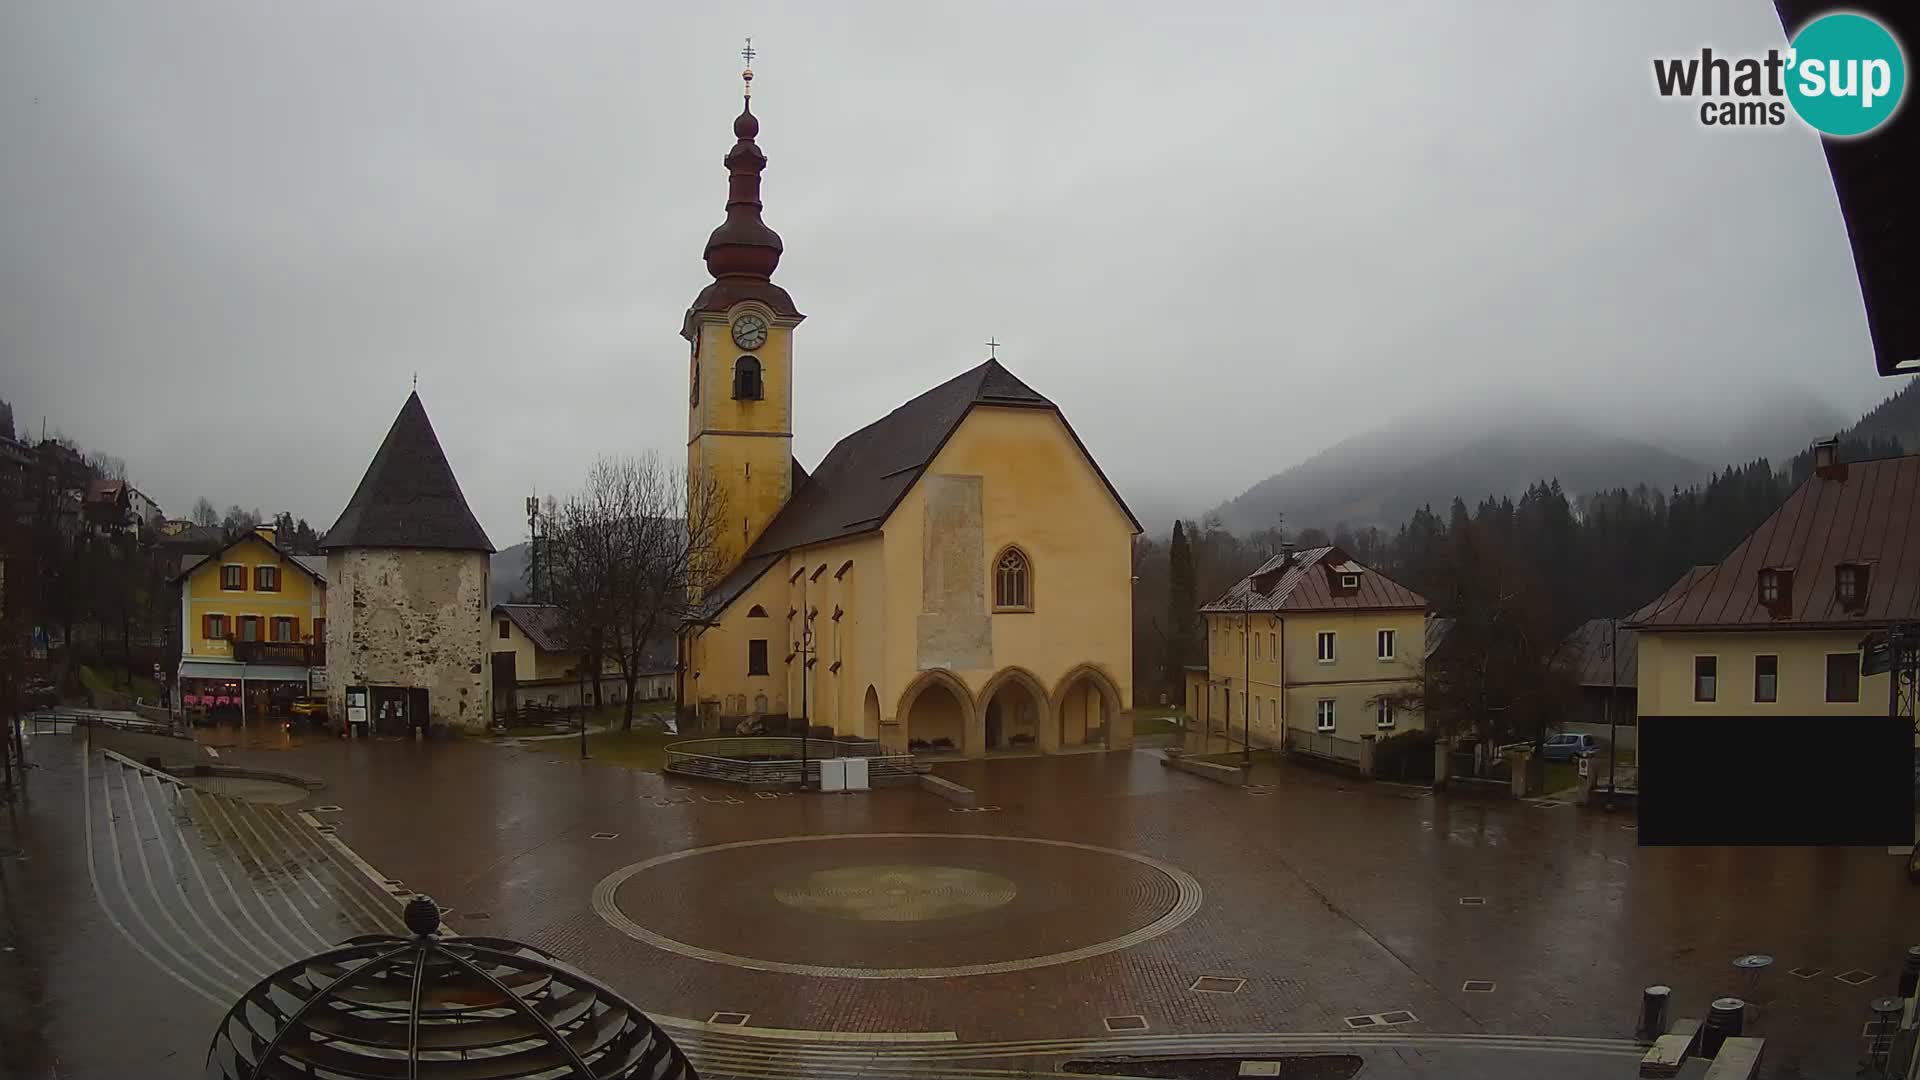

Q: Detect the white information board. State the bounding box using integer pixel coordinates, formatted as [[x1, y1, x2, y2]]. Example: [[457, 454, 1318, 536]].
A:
[[843, 757, 870, 792], [818, 758, 847, 792]]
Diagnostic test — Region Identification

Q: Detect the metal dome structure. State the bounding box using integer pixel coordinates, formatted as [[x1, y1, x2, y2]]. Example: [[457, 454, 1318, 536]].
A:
[[207, 897, 697, 1079]]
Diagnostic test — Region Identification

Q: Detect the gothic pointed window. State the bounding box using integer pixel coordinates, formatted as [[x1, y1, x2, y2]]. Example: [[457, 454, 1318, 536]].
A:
[[993, 546, 1032, 612], [733, 355, 763, 400]]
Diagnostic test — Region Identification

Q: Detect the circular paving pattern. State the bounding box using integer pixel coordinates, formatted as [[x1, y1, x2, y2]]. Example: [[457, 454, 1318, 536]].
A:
[[591, 833, 1203, 979]]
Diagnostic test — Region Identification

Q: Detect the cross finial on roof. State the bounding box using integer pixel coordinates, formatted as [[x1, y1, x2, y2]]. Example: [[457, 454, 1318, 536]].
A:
[[985, 337, 1001, 359], [741, 37, 755, 97]]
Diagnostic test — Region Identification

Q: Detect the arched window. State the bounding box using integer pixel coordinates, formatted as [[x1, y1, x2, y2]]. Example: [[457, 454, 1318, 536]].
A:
[[733, 355, 763, 400], [746, 605, 768, 618], [993, 546, 1032, 611]]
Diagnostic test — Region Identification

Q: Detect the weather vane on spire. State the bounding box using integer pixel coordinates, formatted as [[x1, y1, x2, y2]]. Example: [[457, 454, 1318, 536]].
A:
[[741, 36, 755, 98]]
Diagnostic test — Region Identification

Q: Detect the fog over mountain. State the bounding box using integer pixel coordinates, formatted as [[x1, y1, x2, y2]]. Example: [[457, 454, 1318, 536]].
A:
[[1185, 381, 1860, 539]]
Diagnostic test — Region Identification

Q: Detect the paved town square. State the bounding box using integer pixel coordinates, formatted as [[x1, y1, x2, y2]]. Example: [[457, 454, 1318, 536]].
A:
[[3, 725, 1913, 1078]]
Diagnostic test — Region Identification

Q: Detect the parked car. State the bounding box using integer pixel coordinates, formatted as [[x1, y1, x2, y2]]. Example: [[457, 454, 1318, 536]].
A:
[[290, 696, 329, 724], [1542, 732, 1599, 762], [22, 678, 58, 709]]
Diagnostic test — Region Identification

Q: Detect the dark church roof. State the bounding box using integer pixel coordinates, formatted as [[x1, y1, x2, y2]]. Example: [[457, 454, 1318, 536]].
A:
[[321, 392, 495, 553], [695, 359, 1140, 620], [749, 358, 1138, 557]]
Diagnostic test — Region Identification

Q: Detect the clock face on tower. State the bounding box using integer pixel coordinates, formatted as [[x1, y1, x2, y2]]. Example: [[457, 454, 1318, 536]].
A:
[[731, 314, 769, 350]]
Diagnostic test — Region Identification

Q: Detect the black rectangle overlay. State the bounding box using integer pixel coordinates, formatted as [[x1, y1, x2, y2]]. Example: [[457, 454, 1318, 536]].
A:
[[1638, 715, 1914, 846]]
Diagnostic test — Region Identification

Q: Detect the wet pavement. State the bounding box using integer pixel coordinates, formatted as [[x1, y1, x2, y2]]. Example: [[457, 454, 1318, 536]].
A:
[[2, 722, 1914, 1078]]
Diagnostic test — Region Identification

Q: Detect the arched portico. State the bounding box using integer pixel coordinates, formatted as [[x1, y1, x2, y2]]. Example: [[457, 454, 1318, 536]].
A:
[[1052, 663, 1124, 750], [862, 685, 881, 739], [898, 668, 975, 757], [978, 666, 1051, 753]]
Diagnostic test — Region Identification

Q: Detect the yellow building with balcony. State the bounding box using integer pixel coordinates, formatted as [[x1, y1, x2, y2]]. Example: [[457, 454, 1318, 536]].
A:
[[1192, 546, 1429, 761], [171, 526, 327, 717]]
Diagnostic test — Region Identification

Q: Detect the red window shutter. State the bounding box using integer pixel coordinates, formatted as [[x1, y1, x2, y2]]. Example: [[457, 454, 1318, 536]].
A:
[[202, 614, 212, 639]]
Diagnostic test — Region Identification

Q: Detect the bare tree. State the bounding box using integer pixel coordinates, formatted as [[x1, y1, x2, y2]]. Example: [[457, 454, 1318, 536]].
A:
[[546, 454, 724, 731], [190, 497, 219, 527]]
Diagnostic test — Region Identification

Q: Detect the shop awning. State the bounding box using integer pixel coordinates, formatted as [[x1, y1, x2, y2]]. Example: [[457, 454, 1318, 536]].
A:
[[178, 660, 314, 683]]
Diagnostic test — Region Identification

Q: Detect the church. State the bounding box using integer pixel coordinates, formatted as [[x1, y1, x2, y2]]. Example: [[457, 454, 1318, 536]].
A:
[[678, 67, 1139, 758]]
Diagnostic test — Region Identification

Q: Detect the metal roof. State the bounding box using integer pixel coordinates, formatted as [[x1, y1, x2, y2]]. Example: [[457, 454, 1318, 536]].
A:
[[1200, 546, 1427, 614], [171, 534, 328, 586], [494, 603, 578, 654], [742, 358, 1140, 560], [1626, 454, 1920, 631], [1561, 618, 1638, 688]]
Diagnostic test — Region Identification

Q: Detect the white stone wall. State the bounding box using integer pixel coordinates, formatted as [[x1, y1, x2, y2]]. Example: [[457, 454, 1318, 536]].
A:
[[325, 548, 491, 732]]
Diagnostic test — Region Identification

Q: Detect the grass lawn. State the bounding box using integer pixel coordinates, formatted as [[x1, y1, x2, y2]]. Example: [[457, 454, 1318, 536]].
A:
[[1133, 709, 1187, 737], [79, 665, 162, 703], [1541, 760, 1580, 794], [528, 726, 681, 772], [521, 703, 679, 771]]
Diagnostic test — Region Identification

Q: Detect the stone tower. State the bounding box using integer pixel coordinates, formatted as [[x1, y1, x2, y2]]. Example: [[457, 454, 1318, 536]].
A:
[[321, 391, 495, 734], [683, 65, 805, 578]]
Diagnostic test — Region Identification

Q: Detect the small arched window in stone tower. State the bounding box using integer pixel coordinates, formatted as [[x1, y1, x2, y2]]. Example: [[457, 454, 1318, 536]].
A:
[[993, 546, 1032, 612], [733, 355, 763, 400]]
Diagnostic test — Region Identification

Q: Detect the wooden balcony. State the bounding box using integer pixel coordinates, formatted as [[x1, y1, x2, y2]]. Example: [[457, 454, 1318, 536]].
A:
[[230, 641, 324, 667]]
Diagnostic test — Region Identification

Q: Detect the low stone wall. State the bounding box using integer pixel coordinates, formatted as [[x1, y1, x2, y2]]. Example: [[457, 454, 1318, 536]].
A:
[[918, 773, 977, 807], [1159, 753, 1246, 786]]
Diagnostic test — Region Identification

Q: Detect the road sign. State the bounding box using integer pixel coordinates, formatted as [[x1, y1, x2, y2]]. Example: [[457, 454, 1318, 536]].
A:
[[1863, 633, 1892, 676]]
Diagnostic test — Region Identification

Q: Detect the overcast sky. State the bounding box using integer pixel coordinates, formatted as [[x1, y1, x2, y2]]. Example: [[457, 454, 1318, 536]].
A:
[[0, 1, 1895, 546]]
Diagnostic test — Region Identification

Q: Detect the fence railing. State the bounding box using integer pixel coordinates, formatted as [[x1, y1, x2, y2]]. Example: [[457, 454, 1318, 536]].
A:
[[24, 709, 176, 737], [664, 737, 913, 787], [1285, 728, 1362, 763]]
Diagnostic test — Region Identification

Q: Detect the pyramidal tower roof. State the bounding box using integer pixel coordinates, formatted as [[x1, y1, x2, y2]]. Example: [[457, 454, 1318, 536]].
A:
[[321, 391, 494, 553]]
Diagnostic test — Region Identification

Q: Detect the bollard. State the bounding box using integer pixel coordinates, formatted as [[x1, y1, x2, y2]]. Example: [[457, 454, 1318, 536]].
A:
[[1639, 985, 1671, 1041], [1900, 945, 1920, 999], [1867, 996, 1903, 1077], [1701, 997, 1745, 1057]]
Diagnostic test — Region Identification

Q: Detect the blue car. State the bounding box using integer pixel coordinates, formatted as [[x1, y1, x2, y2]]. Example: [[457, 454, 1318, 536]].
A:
[[1542, 732, 1599, 762]]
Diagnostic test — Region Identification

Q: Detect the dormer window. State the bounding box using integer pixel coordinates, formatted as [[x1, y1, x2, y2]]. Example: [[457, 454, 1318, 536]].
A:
[[732, 355, 763, 400], [1757, 567, 1793, 617], [1835, 563, 1870, 609], [1340, 574, 1360, 589]]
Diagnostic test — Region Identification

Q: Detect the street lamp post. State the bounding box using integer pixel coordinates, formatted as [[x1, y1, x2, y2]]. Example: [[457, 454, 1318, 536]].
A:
[[578, 664, 589, 760], [1605, 617, 1618, 807], [1242, 591, 1252, 769], [796, 622, 815, 787]]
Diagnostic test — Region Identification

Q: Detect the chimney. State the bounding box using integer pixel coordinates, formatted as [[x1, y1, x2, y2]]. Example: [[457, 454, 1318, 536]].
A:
[[1812, 437, 1846, 482], [255, 525, 276, 545]]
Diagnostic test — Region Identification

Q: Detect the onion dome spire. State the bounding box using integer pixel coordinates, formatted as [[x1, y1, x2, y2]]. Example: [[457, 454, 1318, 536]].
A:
[[703, 37, 783, 281]]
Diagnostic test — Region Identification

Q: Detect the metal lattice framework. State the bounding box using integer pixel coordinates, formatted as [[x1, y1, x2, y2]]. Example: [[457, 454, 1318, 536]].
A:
[[207, 898, 697, 1080]]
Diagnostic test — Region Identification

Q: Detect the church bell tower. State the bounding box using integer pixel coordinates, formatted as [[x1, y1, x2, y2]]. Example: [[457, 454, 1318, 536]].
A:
[[684, 42, 804, 578]]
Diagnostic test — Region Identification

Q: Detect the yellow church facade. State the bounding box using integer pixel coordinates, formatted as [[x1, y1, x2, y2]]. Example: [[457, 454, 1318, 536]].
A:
[[676, 79, 1138, 758]]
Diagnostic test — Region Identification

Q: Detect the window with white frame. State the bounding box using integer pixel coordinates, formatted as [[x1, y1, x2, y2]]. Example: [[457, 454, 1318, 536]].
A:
[[1315, 698, 1336, 732], [1377, 628, 1395, 660], [1316, 630, 1336, 662], [1376, 698, 1395, 729]]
